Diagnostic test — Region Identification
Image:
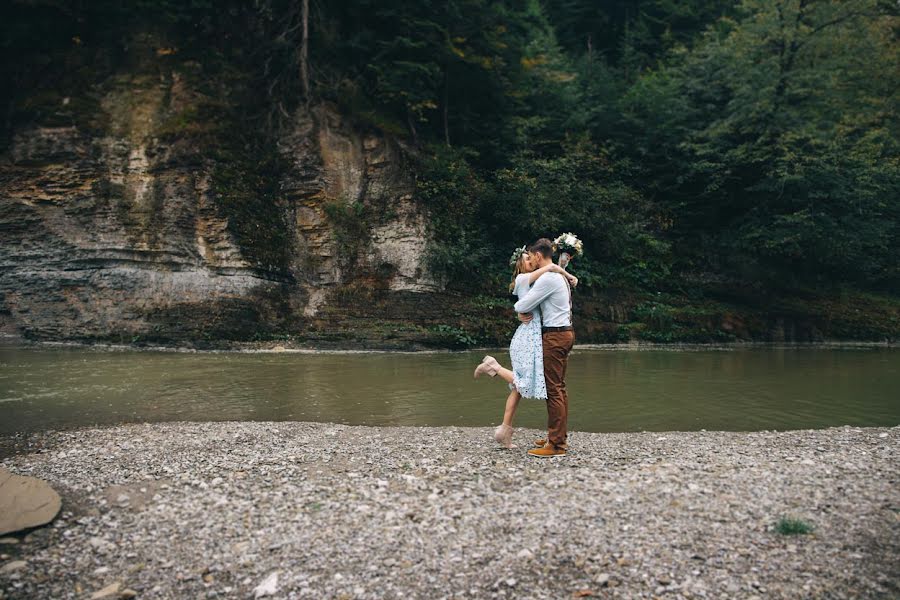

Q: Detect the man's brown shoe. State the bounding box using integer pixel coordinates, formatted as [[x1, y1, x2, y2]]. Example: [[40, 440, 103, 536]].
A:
[[527, 444, 567, 458], [534, 438, 568, 449]]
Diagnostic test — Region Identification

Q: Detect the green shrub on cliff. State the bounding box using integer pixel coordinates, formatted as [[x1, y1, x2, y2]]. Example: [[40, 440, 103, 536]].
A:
[[2, 0, 897, 320], [416, 140, 671, 294], [211, 149, 292, 274], [324, 199, 372, 270]]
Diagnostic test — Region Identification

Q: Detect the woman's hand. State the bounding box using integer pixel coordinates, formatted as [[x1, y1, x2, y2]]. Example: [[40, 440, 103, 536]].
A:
[[551, 263, 578, 287]]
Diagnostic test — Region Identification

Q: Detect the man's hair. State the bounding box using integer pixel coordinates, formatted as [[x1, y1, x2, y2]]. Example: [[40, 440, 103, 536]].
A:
[[529, 238, 554, 260]]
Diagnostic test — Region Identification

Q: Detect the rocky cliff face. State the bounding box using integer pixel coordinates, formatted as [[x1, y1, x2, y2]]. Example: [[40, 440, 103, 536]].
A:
[[0, 60, 444, 346], [5, 46, 888, 349], [280, 106, 439, 303]]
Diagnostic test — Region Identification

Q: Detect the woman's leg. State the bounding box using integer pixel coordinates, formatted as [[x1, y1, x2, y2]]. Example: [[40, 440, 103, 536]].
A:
[[502, 388, 521, 426], [474, 356, 516, 384], [494, 388, 520, 448], [495, 365, 514, 385]]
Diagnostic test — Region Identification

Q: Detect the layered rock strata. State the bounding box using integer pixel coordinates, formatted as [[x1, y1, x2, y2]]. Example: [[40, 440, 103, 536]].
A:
[[0, 62, 438, 344]]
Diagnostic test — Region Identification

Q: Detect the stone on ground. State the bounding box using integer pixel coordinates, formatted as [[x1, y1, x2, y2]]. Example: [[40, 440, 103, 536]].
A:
[[0, 467, 61, 535]]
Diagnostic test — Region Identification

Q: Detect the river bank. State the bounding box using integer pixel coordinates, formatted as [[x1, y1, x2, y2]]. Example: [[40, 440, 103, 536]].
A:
[[3, 333, 898, 354], [2, 286, 898, 353], [0, 423, 897, 599]]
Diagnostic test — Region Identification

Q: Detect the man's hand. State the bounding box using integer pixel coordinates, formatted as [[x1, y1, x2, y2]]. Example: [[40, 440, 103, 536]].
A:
[[518, 312, 533, 324]]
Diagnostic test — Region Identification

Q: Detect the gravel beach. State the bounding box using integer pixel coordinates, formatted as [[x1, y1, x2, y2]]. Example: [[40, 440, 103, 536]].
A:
[[0, 422, 897, 599]]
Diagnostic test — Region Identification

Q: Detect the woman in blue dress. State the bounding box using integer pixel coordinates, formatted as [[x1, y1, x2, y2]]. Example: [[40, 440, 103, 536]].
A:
[[474, 246, 578, 448]]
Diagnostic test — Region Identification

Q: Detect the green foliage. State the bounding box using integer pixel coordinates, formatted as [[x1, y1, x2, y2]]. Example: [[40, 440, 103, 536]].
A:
[[321, 0, 578, 162], [776, 517, 814, 536], [622, 0, 899, 292], [545, 0, 737, 71], [469, 295, 511, 311], [427, 324, 480, 348], [417, 139, 671, 292], [155, 102, 226, 142], [770, 291, 900, 341], [323, 200, 371, 269], [3, 0, 897, 311], [633, 300, 675, 333], [211, 149, 291, 273], [415, 146, 494, 289]]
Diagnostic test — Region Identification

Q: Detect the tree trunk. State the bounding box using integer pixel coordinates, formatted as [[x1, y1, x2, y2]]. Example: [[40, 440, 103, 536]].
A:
[[587, 34, 593, 77], [442, 69, 450, 147], [407, 108, 420, 147], [773, 0, 807, 111], [300, 0, 310, 104]]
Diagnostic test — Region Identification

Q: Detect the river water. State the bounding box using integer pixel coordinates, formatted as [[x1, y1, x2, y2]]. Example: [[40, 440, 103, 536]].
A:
[[1, 345, 898, 435]]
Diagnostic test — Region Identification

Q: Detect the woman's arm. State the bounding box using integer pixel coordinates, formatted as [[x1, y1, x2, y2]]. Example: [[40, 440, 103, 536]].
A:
[[528, 263, 578, 287], [526, 264, 554, 284]]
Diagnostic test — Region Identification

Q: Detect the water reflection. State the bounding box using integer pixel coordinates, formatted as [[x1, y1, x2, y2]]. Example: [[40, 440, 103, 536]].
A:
[[0, 346, 898, 434]]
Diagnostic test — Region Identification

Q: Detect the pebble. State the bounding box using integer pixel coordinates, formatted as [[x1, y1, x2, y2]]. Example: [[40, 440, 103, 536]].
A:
[[0, 561, 26, 575], [253, 571, 278, 598], [0, 422, 896, 600], [89, 581, 121, 599]]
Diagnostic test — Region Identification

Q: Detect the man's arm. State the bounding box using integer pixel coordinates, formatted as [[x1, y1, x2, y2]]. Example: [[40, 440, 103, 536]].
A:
[[513, 275, 555, 314]]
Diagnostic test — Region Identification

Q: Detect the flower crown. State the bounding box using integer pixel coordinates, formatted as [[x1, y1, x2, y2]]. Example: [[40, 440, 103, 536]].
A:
[[509, 244, 528, 267]]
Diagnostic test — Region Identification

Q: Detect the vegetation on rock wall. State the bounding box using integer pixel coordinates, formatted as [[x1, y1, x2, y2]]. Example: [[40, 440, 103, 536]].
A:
[[210, 151, 292, 274], [323, 199, 372, 271], [2, 0, 898, 343]]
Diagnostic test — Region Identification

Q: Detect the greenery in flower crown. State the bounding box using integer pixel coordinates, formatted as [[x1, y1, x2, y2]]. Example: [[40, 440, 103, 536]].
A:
[[508, 244, 527, 267]]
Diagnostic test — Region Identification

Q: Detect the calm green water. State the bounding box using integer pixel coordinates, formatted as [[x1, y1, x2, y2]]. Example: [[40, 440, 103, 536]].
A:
[[1, 346, 898, 435]]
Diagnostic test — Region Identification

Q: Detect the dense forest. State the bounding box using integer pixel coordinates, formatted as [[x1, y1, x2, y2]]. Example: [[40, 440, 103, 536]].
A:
[[2, 0, 898, 344]]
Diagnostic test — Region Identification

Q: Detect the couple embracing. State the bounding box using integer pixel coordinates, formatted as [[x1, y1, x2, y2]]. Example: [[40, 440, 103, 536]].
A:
[[474, 237, 580, 458]]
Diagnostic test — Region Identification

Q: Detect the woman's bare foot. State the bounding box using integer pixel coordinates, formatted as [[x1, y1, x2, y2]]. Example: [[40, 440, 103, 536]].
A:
[[493, 423, 514, 448]]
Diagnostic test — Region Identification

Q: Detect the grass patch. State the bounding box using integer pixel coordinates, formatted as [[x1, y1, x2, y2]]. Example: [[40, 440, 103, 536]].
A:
[[155, 106, 223, 141], [427, 324, 480, 349], [775, 517, 814, 535]]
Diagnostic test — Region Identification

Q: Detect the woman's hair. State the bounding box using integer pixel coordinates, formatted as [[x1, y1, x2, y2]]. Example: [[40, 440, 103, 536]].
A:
[[509, 252, 529, 293]]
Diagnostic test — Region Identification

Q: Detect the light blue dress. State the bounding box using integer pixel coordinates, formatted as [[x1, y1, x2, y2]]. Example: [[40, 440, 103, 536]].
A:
[[509, 274, 547, 399]]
